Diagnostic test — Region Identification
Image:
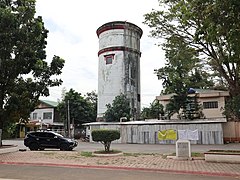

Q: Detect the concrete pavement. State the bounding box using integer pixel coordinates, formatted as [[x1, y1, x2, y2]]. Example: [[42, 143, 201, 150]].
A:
[[0, 139, 240, 178]]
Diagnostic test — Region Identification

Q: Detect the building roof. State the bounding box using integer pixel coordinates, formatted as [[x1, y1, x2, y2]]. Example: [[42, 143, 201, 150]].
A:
[[83, 118, 227, 126], [40, 100, 58, 107], [157, 89, 229, 100], [192, 88, 227, 94]]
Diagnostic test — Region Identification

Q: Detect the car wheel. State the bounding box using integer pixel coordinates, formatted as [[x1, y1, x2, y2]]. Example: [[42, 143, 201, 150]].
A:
[[39, 147, 45, 151], [60, 143, 69, 151], [29, 143, 39, 151]]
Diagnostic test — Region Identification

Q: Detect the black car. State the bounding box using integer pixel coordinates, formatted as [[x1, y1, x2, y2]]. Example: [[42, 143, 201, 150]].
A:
[[24, 131, 78, 151]]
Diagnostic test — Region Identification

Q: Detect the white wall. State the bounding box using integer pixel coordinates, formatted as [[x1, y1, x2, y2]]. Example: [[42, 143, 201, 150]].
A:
[[97, 22, 142, 118], [30, 108, 54, 124]]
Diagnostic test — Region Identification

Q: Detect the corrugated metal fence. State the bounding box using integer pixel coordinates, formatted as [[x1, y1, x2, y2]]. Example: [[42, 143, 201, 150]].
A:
[[88, 121, 224, 145]]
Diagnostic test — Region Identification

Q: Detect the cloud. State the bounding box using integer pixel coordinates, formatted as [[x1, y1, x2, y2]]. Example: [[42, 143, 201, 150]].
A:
[[36, 0, 165, 108]]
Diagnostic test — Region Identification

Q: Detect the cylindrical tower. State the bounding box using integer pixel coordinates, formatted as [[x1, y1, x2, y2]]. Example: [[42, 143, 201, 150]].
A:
[[96, 21, 143, 121]]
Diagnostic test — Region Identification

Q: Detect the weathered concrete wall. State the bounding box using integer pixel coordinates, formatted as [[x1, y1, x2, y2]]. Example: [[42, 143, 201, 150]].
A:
[[223, 121, 240, 143]]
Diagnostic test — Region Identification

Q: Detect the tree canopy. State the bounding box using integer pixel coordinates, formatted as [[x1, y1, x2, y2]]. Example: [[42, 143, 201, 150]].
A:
[[91, 129, 120, 152], [141, 100, 164, 120], [0, 0, 65, 132], [57, 89, 97, 126], [155, 35, 214, 95], [104, 94, 131, 122], [153, 35, 213, 119], [144, 0, 240, 96], [144, 0, 240, 119]]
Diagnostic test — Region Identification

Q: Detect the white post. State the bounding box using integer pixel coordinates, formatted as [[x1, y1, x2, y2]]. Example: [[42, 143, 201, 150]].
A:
[[176, 139, 191, 160]]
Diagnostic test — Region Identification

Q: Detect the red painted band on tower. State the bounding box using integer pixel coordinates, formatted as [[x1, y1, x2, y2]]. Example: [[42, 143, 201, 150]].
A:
[[98, 46, 141, 56], [96, 21, 143, 37]]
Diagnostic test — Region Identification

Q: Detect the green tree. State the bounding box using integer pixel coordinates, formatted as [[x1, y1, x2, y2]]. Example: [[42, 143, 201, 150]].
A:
[[141, 100, 164, 119], [0, 0, 65, 139], [154, 35, 213, 119], [85, 90, 97, 121], [165, 95, 186, 119], [155, 35, 214, 94], [57, 89, 97, 127], [91, 129, 120, 152], [144, 0, 240, 119], [104, 94, 131, 122]]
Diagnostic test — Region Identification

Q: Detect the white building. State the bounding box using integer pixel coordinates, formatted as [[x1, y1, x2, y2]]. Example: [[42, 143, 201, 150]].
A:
[[28, 100, 63, 131], [96, 21, 143, 121], [156, 89, 229, 119]]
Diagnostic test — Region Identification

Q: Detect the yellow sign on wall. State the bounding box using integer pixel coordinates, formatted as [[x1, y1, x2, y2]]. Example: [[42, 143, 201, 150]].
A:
[[158, 129, 177, 140]]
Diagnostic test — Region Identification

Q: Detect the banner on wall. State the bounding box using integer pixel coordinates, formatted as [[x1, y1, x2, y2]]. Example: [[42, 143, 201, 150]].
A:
[[158, 129, 177, 140], [178, 129, 199, 140]]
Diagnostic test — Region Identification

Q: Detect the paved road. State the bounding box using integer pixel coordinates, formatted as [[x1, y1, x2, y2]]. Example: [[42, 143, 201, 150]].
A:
[[1, 139, 240, 179], [0, 164, 238, 180], [3, 139, 240, 154]]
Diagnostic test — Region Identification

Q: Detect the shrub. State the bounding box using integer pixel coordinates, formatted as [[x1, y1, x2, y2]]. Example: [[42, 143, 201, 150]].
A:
[[91, 129, 120, 152]]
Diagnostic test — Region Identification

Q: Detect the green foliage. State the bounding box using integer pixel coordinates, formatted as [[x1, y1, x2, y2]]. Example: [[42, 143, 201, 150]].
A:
[[84, 91, 98, 121], [181, 95, 204, 120], [224, 95, 240, 120], [104, 93, 131, 122], [92, 129, 120, 142], [91, 129, 120, 152], [80, 151, 93, 157], [153, 35, 210, 119], [165, 93, 204, 120], [57, 89, 97, 126], [155, 35, 214, 95], [141, 100, 164, 119], [165, 95, 186, 119], [2, 122, 17, 139], [144, 0, 240, 119], [0, 0, 65, 131]]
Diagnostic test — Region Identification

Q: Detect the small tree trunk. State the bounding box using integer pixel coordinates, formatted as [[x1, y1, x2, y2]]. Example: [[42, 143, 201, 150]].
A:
[[104, 141, 111, 152]]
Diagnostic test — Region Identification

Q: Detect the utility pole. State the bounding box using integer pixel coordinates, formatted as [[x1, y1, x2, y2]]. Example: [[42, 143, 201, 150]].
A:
[[67, 100, 70, 138]]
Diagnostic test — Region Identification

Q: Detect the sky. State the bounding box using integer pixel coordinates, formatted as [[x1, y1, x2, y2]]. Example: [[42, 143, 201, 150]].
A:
[[35, 0, 166, 108]]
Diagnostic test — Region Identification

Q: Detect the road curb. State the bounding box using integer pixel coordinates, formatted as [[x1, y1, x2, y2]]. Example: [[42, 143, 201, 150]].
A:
[[0, 161, 239, 178], [0, 146, 18, 154]]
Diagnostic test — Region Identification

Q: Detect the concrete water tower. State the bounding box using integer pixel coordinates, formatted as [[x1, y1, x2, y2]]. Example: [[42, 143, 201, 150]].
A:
[[96, 21, 143, 121]]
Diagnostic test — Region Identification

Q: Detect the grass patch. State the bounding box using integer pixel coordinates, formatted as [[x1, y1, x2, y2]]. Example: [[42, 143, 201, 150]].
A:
[[80, 151, 93, 157], [93, 150, 122, 154], [191, 152, 204, 157]]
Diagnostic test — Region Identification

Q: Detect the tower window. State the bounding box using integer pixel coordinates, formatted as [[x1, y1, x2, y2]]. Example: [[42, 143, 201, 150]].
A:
[[137, 94, 140, 102], [104, 54, 115, 65]]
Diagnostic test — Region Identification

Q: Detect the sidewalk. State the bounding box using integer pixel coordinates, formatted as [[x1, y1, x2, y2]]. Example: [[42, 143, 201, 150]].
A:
[[0, 146, 240, 178]]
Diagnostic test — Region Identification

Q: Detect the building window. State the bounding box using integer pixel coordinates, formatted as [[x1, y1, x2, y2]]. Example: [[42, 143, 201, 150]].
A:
[[137, 94, 140, 102], [104, 54, 114, 65], [43, 112, 52, 119], [203, 101, 218, 109], [33, 113, 37, 119]]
